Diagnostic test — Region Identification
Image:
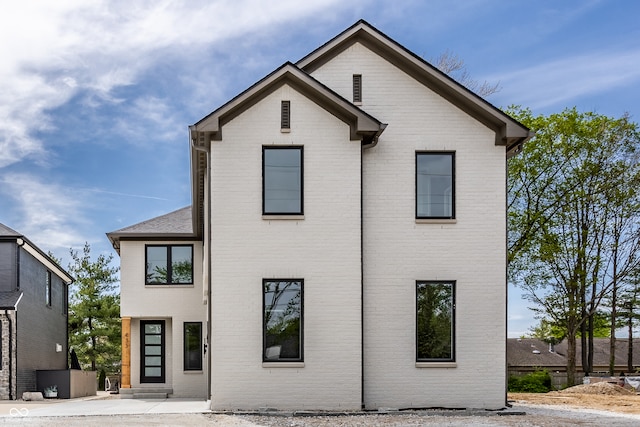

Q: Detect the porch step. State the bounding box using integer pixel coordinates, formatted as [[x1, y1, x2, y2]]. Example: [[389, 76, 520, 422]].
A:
[[119, 387, 172, 399]]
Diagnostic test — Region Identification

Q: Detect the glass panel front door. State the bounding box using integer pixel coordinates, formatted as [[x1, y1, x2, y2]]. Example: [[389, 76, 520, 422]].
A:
[[140, 320, 165, 383]]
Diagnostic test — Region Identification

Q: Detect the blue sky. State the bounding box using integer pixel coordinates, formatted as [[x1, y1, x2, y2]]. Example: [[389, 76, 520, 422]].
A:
[[1, 0, 639, 337]]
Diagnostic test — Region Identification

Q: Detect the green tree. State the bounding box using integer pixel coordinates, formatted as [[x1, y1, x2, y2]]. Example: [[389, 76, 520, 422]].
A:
[[68, 243, 121, 373], [508, 107, 640, 385]]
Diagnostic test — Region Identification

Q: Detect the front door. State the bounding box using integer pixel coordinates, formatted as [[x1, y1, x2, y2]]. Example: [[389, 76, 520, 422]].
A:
[[140, 320, 165, 383]]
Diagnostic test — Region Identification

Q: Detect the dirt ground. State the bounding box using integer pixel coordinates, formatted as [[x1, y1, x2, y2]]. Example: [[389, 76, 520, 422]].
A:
[[509, 381, 640, 415]]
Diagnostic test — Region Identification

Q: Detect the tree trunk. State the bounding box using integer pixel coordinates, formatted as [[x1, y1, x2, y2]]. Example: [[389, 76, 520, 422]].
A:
[[629, 306, 634, 373], [567, 330, 578, 386], [609, 284, 617, 375]]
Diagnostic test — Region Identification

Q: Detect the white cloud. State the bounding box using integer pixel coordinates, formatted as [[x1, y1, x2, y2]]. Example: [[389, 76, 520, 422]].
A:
[[0, 173, 87, 253], [488, 49, 640, 111], [112, 96, 184, 144], [0, 0, 352, 169]]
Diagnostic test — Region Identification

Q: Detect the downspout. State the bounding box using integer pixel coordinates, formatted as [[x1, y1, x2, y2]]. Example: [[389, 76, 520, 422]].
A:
[[191, 130, 212, 400], [360, 144, 365, 410], [16, 239, 23, 290], [359, 125, 385, 410], [504, 150, 509, 407]]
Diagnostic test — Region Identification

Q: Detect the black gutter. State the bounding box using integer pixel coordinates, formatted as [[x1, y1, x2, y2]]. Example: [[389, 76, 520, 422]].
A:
[[360, 145, 365, 410]]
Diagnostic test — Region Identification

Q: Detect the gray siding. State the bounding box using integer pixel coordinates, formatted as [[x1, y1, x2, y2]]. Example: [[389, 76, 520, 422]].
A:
[[16, 247, 67, 396], [0, 242, 17, 292]]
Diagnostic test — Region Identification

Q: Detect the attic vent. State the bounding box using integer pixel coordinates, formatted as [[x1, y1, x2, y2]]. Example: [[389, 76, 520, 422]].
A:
[[353, 74, 362, 103], [281, 100, 290, 130]]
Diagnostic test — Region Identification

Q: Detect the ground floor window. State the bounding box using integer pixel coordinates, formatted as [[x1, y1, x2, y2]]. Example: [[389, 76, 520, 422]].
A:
[[184, 322, 202, 371], [263, 279, 303, 362], [416, 281, 455, 361], [141, 320, 165, 383]]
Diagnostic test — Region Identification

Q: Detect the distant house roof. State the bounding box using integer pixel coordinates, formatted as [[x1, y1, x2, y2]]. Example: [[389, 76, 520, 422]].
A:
[[508, 338, 640, 372], [106, 206, 196, 253], [0, 291, 23, 310], [507, 338, 567, 368], [554, 338, 640, 370], [0, 223, 73, 284]]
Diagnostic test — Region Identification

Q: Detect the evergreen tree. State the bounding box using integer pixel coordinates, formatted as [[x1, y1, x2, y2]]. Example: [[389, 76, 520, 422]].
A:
[[67, 243, 121, 373]]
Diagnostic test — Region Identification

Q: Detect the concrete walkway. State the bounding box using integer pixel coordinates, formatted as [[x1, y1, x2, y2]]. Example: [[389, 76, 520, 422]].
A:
[[0, 392, 211, 418]]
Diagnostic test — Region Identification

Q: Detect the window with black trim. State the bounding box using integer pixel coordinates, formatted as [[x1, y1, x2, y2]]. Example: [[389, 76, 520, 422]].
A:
[[145, 245, 193, 285], [45, 270, 51, 306], [263, 279, 303, 362], [416, 152, 455, 219], [416, 280, 455, 362], [262, 147, 303, 215], [62, 283, 68, 314], [184, 322, 202, 371]]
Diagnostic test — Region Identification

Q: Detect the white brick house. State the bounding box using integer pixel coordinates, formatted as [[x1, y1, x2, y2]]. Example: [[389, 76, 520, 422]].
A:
[[107, 20, 530, 410]]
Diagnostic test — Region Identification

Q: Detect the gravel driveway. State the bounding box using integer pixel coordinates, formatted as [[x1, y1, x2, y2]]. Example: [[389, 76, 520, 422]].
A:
[[4, 404, 640, 426]]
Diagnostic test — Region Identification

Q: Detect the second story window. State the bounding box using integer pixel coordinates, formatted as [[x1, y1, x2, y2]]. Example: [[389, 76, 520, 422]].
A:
[[263, 146, 303, 215], [145, 245, 193, 285], [416, 152, 455, 219], [45, 270, 51, 306]]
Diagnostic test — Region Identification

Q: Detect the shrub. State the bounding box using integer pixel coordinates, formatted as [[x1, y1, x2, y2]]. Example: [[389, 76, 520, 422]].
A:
[[508, 369, 553, 393]]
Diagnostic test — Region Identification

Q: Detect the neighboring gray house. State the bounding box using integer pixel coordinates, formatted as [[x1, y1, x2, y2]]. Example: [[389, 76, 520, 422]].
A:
[[507, 337, 640, 388], [109, 20, 531, 410], [0, 223, 73, 399]]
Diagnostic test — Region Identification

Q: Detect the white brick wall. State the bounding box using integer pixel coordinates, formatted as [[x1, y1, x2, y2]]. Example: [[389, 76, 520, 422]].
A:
[[209, 84, 363, 410], [120, 241, 207, 398], [311, 43, 507, 409]]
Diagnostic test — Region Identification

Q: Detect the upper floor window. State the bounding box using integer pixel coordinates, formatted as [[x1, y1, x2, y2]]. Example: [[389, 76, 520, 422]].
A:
[[416, 280, 455, 362], [416, 152, 455, 219], [263, 279, 303, 362], [263, 146, 303, 215], [62, 283, 68, 314], [45, 270, 51, 306], [145, 245, 193, 285]]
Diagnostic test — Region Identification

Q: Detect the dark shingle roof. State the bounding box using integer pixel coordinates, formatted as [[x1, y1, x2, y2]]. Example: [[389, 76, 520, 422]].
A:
[[106, 207, 196, 253], [0, 291, 23, 309], [109, 207, 193, 235], [508, 337, 640, 371], [554, 338, 640, 369], [507, 338, 567, 367], [0, 223, 22, 238]]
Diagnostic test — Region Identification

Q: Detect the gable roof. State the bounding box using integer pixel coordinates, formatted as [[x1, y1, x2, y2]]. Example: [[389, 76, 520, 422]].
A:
[[183, 20, 531, 240], [0, 223, 74, 284], [189, 61, 388, 237], [106, 206, 195, 253], [191, 61, 385, 144], [297, 20, 531, 155]]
